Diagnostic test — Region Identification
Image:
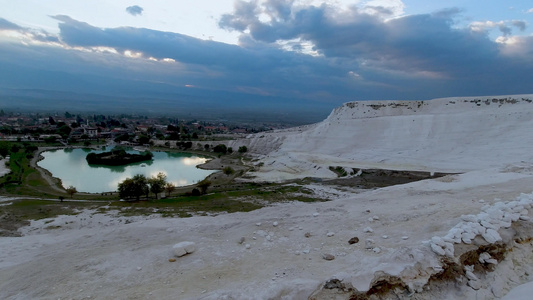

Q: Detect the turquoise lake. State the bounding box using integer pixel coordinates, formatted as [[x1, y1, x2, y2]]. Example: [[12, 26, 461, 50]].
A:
[[37, 148, 215, 193]]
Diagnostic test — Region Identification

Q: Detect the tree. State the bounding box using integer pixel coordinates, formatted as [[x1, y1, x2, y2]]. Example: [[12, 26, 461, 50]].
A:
[[57, 125, 72, 139], [138, 134, 150, 145], [148, 172, 167, 200], [213, 144, 227, 154], [66, 186, 77, 198], [44, 136, 57, 144], [118, 174, 149, 201], [238, 146, 248, 153], [0, 141, 9, 157], [196, 179, 211, 195], [164, 182, 176, 197]]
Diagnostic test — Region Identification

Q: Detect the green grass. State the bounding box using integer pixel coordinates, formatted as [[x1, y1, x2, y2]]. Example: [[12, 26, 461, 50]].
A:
[[0, 142, 325, 235]]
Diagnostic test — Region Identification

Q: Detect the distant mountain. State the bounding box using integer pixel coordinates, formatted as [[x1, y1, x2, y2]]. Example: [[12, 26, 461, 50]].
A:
[[0, 87, 331, 125]]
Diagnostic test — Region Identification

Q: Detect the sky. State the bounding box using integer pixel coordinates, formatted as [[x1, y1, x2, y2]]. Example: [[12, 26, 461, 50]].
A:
[[0, 0, 532, 116]]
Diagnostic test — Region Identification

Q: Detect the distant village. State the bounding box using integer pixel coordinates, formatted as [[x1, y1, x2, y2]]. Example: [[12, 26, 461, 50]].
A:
[[0, 110, 284, 145]]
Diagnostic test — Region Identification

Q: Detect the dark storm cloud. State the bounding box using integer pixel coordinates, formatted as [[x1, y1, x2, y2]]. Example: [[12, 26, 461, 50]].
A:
[[1, 3, 533, 112], [219, 2, 505, 78], [512, 20, 527, 31], [0, 18, 22, 30], [50, 15, 332, 74], [0, 17, 59, 43], [126, 5, 144, 16]]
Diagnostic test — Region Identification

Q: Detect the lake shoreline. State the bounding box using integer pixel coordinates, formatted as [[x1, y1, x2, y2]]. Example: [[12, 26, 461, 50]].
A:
[[34, 146, 219, 194]]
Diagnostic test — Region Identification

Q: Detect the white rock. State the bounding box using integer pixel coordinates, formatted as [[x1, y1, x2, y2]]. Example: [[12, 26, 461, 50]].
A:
[[173, 241, 196, 257], [312, 213, 320, 217], [468, 279, 481, 290], [372, 247, 381, 253], [367, 217, 374, 222], [465, 270, 478, 281], [372, 216, 380, 220], [256, 230, 267, 237], [430, 243, 445, 256], [266, 235, 272, 241], [461, 231, 475, 244], [402, 236, 409, 240], [480, 220, 498, 230], [363, 227, 373, 233], [519, 215, 530, 221], [381, 235, 388, 239], [431, 236, 446, 247], [461, 214, 477, 223], [443, 243, 454, 257], [256, 222, 262, 226], [245, 244, 251, 249], [482, 229, 501, 243], [326, 232, 335, 237], [491, 281, 504, 298], [479, 252, 492, 263], [273, 221, 278, 227]]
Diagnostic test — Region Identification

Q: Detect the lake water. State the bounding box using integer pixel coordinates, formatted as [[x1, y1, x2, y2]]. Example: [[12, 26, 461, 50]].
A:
[[37, 148, 215, 193]]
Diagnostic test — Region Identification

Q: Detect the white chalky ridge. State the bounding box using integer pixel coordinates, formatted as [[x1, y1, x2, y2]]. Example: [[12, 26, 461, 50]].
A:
[[430, 193, 533, 256]]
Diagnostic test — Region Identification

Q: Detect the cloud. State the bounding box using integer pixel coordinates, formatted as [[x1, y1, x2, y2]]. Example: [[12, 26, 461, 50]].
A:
[[0, 18, 22, 30], [527, 8, 533, 14], [512, 20, 527, 31], [220, 2, 501, 78], [126, 5, 144, 16], [1, 9, 533, 114]]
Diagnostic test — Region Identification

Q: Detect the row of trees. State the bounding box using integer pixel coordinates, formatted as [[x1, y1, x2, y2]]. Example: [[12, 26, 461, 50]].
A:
[[117, 172, 214, 201], [118, 172, 175, 201]]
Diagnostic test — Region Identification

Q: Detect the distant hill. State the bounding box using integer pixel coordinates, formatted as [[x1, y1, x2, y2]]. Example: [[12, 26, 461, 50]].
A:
[[0, 86, 331, 125], [229, 94, 533, 180]]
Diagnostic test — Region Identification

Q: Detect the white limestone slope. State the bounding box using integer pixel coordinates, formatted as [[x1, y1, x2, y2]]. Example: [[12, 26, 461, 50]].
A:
[[3, 94, 533, 300], [233, 94, 533, 181]]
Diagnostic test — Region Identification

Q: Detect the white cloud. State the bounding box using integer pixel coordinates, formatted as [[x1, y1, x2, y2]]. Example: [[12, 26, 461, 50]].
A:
[[348, 71, 362, 79], [527, 8, 533, 14]]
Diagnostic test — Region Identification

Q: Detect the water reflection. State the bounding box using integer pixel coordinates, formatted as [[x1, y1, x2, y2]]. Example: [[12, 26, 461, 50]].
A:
[[37, 148, 214, 193], [87, 159, 154, 173], [182, 157, 208, 166]]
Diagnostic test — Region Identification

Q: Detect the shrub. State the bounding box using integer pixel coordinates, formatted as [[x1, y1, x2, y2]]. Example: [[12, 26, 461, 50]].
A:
[[223, 166, 235, 175], [238, 146, 248, 153]]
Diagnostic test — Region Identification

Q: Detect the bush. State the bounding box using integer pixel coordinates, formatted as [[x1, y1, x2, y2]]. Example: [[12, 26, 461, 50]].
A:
[[223, 166, 235, 175], [238, 146, 248, 153]]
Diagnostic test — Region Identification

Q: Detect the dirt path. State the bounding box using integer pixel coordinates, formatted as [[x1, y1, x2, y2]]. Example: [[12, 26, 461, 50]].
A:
[[30, 147, 66, 194]]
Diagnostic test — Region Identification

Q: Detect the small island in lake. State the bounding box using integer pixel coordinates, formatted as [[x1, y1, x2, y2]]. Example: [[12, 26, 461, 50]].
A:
[[86, 149, 153, 166]]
